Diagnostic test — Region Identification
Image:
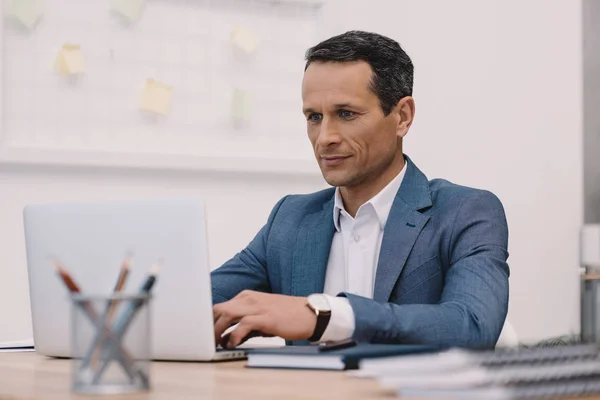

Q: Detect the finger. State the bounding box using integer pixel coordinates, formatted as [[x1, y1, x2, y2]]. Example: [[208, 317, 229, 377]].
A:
[[217, 323, 240, 348], [212, 290, 256, 323], [213, 302, 259, 345], [212, 298, 244, 339], [214, 314, 239, 346], [220, 325, 270, 348], [227, 315, 267, 348], [219, 332, 232, 349], [213, 302, 227, 323]]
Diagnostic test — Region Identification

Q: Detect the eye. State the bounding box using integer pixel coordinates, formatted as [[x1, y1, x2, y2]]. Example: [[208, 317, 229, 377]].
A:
[[307, 113, 323, 122], [339, 110, 355, 119]]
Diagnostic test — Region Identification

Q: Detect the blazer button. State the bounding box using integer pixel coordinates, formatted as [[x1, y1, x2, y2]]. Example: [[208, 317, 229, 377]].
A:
[[354, 234, 361, 242]]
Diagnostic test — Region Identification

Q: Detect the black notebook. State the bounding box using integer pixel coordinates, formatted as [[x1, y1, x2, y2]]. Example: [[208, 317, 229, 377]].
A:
[[246, 343, 438, 370]]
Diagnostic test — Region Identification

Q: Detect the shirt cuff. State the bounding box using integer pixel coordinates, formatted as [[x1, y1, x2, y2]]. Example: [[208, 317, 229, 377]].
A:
[[318, 294, 355, 342]]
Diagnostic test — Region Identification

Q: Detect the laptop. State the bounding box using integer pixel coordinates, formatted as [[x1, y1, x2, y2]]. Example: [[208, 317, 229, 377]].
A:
[[23, 197, 246, 361]]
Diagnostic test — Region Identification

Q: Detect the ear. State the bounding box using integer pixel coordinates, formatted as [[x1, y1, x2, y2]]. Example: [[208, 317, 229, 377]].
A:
[[394, 96, 416, 139]]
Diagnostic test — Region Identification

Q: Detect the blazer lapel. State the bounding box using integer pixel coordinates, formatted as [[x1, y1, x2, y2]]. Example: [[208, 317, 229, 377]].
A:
[[373, 203, 430, 302], [373, 156, 433, 302], [291, 196, 335, 297]]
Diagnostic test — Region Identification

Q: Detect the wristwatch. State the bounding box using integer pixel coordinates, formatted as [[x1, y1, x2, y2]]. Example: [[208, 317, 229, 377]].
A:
[[306, 294, 332, 342]]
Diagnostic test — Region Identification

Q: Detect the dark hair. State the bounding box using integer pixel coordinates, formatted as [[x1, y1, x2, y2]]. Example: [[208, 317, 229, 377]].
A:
[[305, 30, 413, 116]]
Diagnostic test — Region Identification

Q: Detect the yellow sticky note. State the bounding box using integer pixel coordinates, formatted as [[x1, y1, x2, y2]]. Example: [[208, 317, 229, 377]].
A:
[[232, 89, 253, 121], [231, 25, 260, 54], [54, 43, 85, 76], [111, 0, 146, 21], [140, 79, 173, 115], [7, 0, 44, 29]]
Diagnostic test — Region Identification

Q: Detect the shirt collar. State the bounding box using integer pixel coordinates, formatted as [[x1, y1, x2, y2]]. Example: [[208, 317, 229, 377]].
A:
[[333, 161, 407, 232]]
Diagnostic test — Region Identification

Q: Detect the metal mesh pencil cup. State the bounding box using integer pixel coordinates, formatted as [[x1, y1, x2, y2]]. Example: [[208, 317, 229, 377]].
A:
[[70, 293, 152, 394]]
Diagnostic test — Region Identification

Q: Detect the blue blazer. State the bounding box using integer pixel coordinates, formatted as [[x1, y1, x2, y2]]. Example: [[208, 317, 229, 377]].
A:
[[211, 156, 509, 349]]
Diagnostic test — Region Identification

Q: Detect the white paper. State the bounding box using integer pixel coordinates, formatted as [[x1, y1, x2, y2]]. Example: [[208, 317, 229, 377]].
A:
[[0, 338, 34, 349], [0, 347, 35, 353]]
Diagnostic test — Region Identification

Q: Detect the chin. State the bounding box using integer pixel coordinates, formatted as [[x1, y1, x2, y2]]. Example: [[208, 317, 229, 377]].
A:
[[321, 170, 353, 188]]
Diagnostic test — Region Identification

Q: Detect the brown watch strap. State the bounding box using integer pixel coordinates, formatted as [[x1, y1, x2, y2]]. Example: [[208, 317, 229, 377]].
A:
[[308, 310, 331, 342]]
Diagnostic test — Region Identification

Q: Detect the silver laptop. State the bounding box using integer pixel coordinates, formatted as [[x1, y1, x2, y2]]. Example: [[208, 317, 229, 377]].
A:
[[23, 197, 245, 361]]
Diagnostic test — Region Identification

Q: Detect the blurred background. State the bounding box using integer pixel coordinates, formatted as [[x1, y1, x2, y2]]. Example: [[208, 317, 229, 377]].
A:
[[0, 0, 594, 346]]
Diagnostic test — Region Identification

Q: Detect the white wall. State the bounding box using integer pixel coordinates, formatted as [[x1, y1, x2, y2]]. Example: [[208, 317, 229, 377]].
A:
[[0, 166, 327, 343], [319, 0, 584, 342], [0, 0, 583, 344]]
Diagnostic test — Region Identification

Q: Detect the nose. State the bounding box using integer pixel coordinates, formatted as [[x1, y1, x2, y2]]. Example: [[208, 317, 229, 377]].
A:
[[316, 117, 342, 148]]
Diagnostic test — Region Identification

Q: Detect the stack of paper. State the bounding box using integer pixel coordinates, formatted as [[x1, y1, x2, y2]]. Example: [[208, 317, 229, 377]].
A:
[[0, 338, 34, 353], [354, 344, 600, 400]]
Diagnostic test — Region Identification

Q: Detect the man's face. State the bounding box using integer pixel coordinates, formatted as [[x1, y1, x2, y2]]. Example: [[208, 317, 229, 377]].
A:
[[302, 61, 403, 189]]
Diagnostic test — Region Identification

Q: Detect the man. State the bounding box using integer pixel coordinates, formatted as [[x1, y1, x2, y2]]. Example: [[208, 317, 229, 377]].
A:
[[211, 31, 509, 350]]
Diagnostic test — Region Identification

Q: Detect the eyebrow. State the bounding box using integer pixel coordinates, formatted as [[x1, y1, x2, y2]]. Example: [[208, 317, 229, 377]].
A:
[[303, 103, 356, 114]]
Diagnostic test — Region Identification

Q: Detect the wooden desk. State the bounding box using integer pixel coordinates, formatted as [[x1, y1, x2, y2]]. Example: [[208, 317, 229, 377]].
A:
[[0, 352, 389, 400], [3, 352, 599, 400]]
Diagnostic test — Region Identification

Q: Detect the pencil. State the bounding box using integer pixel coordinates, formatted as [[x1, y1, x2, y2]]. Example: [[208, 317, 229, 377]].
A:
[[52, 260, 144, 384], [106, 255, 132, 321], [112, 261, 161, 334], [89, 256, 132, 368], [53, 261, 81, 292], [92, 262, 161, 383], [53, 261, 96, 318]]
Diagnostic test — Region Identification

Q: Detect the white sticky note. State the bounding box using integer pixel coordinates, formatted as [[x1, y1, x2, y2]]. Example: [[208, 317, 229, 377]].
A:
[[54, 43, 85, 76], [111, 0, 146, 21], [232, 89, 253, 121], [230, 25, 260, 54], [7, 0, 44, 29], [140, 79, 173, 115]]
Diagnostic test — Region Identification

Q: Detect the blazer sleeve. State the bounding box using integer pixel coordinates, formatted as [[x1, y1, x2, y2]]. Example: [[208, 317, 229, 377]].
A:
[[210, 196, 288, 305], [341, 190, 509, 349]]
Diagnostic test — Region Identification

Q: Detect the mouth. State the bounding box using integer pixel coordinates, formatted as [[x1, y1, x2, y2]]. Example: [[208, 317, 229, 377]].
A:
[[320, 155, 351, 167]]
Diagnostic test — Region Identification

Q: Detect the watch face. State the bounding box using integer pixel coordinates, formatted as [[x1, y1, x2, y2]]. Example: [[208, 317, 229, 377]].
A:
[[308, 294, 331, 312]]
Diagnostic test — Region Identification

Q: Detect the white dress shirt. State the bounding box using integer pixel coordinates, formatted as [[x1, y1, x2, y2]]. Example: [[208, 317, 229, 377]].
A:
[[319, 163, 407, 342]]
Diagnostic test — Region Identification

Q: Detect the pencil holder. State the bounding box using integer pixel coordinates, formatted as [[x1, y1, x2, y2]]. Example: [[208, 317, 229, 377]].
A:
[[70, 293, 152, 394]]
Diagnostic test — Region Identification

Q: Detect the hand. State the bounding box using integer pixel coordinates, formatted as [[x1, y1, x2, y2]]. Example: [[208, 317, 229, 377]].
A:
[[213, 290, 317, 348]]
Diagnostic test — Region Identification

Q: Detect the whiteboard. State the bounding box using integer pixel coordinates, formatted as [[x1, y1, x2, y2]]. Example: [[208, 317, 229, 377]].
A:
[[0, 0, 325, 174]]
